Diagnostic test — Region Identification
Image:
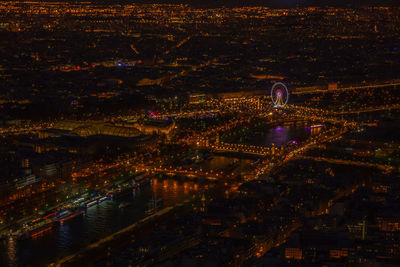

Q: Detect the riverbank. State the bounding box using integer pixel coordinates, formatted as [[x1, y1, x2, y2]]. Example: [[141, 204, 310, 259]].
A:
[[51, 202, 190, 266]]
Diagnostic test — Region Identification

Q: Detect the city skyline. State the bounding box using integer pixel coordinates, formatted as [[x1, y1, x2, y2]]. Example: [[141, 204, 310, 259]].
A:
[[0, 1, 399, 266]]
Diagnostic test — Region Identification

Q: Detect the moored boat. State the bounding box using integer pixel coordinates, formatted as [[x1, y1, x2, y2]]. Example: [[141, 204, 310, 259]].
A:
[[58, 209, 85, 224], [18, 218, 54, 239]]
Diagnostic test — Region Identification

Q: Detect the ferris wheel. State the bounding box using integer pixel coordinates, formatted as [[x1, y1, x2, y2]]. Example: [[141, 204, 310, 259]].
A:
[[271, 82, 289, 108]]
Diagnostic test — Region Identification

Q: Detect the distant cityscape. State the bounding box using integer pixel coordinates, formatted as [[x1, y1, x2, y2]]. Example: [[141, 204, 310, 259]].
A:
[[0, 2, 399, 266]]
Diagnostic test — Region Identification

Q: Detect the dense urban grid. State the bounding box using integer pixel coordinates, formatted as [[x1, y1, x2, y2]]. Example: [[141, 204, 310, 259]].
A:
[[0, 1, 400, 266]]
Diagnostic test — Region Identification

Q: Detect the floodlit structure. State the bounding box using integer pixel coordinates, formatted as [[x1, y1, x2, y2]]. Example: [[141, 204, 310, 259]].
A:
[[271, 82, 289, 108]]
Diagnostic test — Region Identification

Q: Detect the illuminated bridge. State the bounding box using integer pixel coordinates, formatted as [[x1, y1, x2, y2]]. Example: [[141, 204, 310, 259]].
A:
[[210, 142, 273, 156], [133, 165, 234, 180]]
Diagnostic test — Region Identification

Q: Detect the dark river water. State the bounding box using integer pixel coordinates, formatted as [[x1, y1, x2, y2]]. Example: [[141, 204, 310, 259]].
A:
[[0, 179, 206, 266], [224, 124, 323, 147]]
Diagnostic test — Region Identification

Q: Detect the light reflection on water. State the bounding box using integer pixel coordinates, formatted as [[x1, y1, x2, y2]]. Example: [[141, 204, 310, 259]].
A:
[[0, 178, 205, 266], [230, 125, 323, 147], [263, 125, 318, 146], [6, 237, 17, 267], [152, 178, 202, 206]]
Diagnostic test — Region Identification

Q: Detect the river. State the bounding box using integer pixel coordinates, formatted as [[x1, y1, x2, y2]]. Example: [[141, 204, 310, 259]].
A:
[[0, 178, 208, 266]]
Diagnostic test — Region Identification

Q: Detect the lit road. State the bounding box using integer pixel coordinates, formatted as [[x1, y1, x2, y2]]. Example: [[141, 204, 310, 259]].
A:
[[292, 81, 400, 95], [299, 156, 394, 173]]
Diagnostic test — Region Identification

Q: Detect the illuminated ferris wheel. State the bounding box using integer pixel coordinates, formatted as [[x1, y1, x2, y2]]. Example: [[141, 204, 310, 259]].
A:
[[271, 82, 289, 108]]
